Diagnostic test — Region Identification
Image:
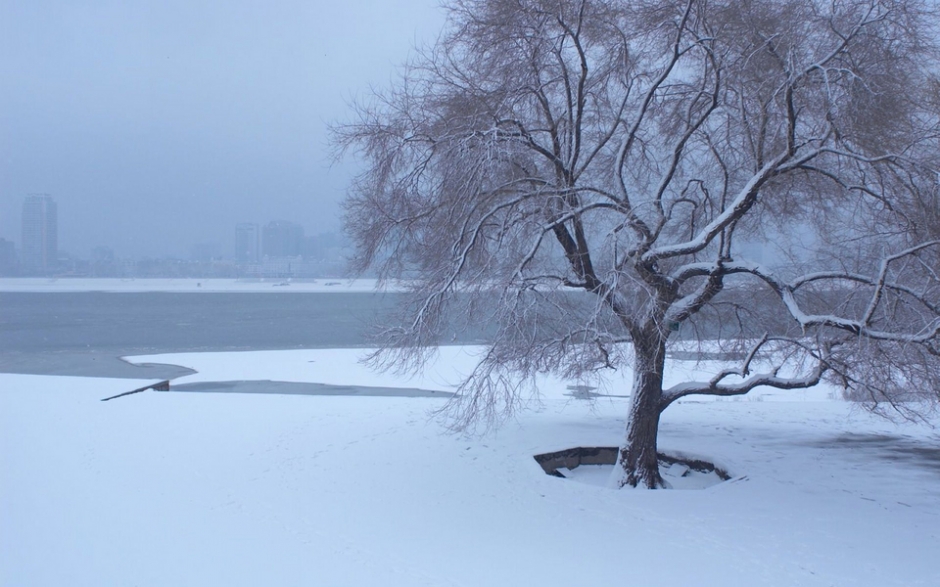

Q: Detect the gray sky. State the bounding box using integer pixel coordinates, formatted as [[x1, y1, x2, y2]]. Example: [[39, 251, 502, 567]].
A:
[[0, 0, 444, 259]]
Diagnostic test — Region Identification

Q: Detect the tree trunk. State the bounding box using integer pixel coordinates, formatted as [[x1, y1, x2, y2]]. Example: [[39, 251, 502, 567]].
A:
[[616, 334, 667, 489]]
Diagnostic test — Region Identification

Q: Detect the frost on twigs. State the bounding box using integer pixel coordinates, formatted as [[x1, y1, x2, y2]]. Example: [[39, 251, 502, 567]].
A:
[[335, 0, 940, 487]]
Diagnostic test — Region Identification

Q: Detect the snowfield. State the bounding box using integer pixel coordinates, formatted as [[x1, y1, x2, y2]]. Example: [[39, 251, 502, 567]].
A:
[[2, 348, 938, 586]]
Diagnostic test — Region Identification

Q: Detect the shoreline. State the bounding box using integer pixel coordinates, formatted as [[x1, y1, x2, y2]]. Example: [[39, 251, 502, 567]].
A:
[[0, 277, 401, 293]]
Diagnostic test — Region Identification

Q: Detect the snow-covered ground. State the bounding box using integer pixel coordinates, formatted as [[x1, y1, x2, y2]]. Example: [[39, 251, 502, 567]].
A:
[[2, 348, 938, 586], [0, 278, 394, 293]]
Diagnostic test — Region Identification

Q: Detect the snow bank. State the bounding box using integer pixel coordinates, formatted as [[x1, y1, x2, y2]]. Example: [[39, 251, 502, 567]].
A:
[[2, 356, 938, 586], [126, 346, 837, 402]]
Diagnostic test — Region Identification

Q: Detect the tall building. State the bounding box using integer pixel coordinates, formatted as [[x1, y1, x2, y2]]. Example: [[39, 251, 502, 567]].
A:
[[0, 238, 16, 275], [235, 223, 260, 264], [21, 194, 57, 275], [262, 221, 304, 258]]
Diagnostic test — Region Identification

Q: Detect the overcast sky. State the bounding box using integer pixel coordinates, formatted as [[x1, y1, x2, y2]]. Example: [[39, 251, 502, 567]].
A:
[[0, 0, 445, 259]]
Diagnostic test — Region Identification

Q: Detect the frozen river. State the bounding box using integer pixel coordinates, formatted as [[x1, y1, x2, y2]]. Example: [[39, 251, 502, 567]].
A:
[[0, 291, 474, 378]]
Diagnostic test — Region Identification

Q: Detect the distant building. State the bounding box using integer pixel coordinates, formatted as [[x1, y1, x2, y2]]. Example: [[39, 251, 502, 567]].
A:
[[262, 221, 304, 258], [0, 238, 16, 275], [302, 232, 346, 261], [190, 242, 221, 263], [21, 194, 57, 275], [235, 223, 260, 264], [92, 246, 115, 263], [90, 246, 118, 277]]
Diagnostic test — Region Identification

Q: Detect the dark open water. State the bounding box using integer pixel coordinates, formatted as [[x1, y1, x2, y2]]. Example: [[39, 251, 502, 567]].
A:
[[0, 288, 766, 380], [0, 292, 417, 378]]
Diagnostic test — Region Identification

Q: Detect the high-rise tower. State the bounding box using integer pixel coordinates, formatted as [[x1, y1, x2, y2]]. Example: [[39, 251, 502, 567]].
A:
[[235, 223, 260, 264], [262, 221, 304, 258], [21, 194, 57, 275]]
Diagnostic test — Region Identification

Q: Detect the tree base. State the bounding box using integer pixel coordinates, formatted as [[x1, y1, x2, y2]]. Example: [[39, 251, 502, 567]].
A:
[[534, 447, 730, 489]]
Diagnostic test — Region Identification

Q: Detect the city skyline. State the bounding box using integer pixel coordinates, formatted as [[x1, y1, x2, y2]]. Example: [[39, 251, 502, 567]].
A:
[[0, 0, 445, 259], [3, 197, 346, 266]]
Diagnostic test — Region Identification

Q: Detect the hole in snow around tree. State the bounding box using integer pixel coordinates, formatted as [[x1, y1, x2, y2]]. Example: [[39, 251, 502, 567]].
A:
[[533, 447, 731, 490]]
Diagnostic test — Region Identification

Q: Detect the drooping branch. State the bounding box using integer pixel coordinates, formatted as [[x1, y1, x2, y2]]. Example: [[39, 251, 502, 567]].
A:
[[715, 246, 940, 343], [660, 344, 829, 408]]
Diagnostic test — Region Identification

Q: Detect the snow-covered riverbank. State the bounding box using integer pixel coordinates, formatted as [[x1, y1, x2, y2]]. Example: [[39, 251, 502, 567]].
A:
[[2, 348, 937, 586]]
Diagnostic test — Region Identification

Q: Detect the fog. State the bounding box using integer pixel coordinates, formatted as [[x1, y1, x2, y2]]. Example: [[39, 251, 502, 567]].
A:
[[0, 0, 444, 259]]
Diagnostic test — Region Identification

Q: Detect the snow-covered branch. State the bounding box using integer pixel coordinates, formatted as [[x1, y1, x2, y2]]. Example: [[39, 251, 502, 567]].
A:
[[661, 337, 829, 407]]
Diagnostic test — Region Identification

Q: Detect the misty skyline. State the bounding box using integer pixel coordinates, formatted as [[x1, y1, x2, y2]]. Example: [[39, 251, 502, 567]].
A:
[[0, 0, 444, 259]]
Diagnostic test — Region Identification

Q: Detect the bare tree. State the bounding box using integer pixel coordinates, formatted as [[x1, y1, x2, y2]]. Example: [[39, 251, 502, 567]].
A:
[[334, 0, 940, 488]]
